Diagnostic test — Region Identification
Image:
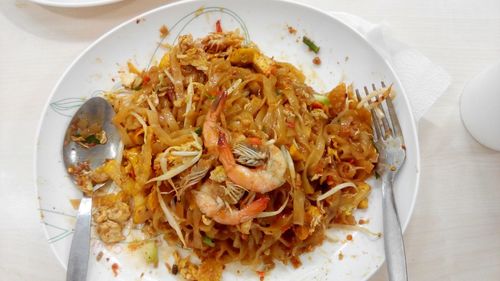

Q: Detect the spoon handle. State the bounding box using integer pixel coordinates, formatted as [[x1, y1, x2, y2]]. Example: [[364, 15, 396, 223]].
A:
[[66, 197, 92, 281]]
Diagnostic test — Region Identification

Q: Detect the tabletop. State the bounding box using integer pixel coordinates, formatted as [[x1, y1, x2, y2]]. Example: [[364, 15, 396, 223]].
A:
[[1, 0, 500, 280]]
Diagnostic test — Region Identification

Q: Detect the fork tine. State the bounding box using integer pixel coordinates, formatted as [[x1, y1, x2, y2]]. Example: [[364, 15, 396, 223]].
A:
[[370, 84, 393, 138], [364, 86, 391, 139], [357, 88, 382, 140], [381, 82, 404, 141]]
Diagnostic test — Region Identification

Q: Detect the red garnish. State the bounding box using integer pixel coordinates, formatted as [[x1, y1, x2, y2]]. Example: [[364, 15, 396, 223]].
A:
[[111, 263, 119, 277], [286, 120, 295, 128], [142, 75, 150, 84], [312, 56, 321, 65], [290, 256, 302, 268], [311, 101, 323, 109], [326, 175, 335, 186], [216, 20, 223, 33], [247, 137, 262, 145], [257, 271, 265, 281]]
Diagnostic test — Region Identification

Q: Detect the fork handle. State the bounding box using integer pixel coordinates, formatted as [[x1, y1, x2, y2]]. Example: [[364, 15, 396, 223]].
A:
[[382, 177, 408, 281]]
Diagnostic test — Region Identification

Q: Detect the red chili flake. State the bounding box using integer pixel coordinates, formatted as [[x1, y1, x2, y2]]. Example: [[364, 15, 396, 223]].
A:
[[326, 175, 335, 186], [257, 271, 265, 281], [215, 20, 223, 33], [311, 101, 323, 109], [111, 263, 119, 277], [247, 137, 262, 145], [142, 75, 150, 84], [290, 256, 302, 268], [312, 56, 321, 65], [286, 121, 295, 128]]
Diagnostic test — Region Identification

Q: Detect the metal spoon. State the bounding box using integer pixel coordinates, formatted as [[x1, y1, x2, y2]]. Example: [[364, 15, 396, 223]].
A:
[[62, 97, 120, 281]]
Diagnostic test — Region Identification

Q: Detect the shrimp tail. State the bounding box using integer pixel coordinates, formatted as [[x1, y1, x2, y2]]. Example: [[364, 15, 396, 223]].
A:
[[239, 197, 270, 222], [215, 196, 270, 225]]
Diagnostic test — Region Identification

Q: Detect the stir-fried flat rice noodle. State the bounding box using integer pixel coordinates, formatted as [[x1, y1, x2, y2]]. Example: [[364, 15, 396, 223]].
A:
[[85, 29, 380, 281]]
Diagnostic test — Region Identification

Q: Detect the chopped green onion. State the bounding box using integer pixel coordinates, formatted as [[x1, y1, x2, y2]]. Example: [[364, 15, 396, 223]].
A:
[[375, 171, 380, 179], [313, 94, 330, 106], [132, 76, 143, 90], [303, 36, 320, 54], [194, 127, 202, 136], [85, 135, 100, 145], [202, 235, 215, 247]]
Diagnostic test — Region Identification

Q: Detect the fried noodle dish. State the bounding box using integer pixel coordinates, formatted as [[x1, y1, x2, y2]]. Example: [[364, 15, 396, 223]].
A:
[[77, 28, 393, 280]]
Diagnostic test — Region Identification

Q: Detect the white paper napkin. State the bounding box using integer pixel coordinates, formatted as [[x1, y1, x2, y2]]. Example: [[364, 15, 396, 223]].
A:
[[329, 12, 452, 122]]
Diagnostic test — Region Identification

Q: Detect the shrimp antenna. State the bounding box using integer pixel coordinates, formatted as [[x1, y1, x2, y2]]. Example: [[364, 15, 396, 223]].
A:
[[211, 90, 228, 112]]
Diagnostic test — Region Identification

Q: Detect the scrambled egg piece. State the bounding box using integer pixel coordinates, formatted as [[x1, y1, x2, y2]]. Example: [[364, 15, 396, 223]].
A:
[[97, 220, 125, 244], [293, 206, 323, 241], [93, 202, 131, 243], [118, 70, 137, 88], [311, 108, 329, 120], [209, 165, 227, 183]]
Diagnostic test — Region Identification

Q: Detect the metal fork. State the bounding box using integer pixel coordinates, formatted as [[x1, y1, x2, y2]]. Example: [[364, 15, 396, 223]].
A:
[[356, 82, 408, 281]]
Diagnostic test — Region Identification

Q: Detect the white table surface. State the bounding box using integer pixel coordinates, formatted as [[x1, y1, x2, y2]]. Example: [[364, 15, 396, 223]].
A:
[[1, 0, 500, 280]]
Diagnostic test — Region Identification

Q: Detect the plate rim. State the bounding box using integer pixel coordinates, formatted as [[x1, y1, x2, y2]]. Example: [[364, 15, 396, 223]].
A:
[[28, 0, 123, 8], [33, 0, 421, 279]]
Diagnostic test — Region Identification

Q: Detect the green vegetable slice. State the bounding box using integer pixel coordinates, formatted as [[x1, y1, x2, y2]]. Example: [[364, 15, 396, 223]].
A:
[[303, 36, 320, 53]]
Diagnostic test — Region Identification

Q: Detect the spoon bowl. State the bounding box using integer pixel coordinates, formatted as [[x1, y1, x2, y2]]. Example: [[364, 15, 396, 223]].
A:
[[63, 96, 120, 172]]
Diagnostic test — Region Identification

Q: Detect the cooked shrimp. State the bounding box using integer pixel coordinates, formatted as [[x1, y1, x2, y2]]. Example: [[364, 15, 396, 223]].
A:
[[193, 180, 269, 225], [203, 91, 227, 154], [217, 132, 287, 193]]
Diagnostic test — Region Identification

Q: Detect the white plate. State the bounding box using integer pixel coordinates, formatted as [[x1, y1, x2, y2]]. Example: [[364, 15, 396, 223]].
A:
[[29, 0, 123, 8], [35, 0, 420, 280]]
